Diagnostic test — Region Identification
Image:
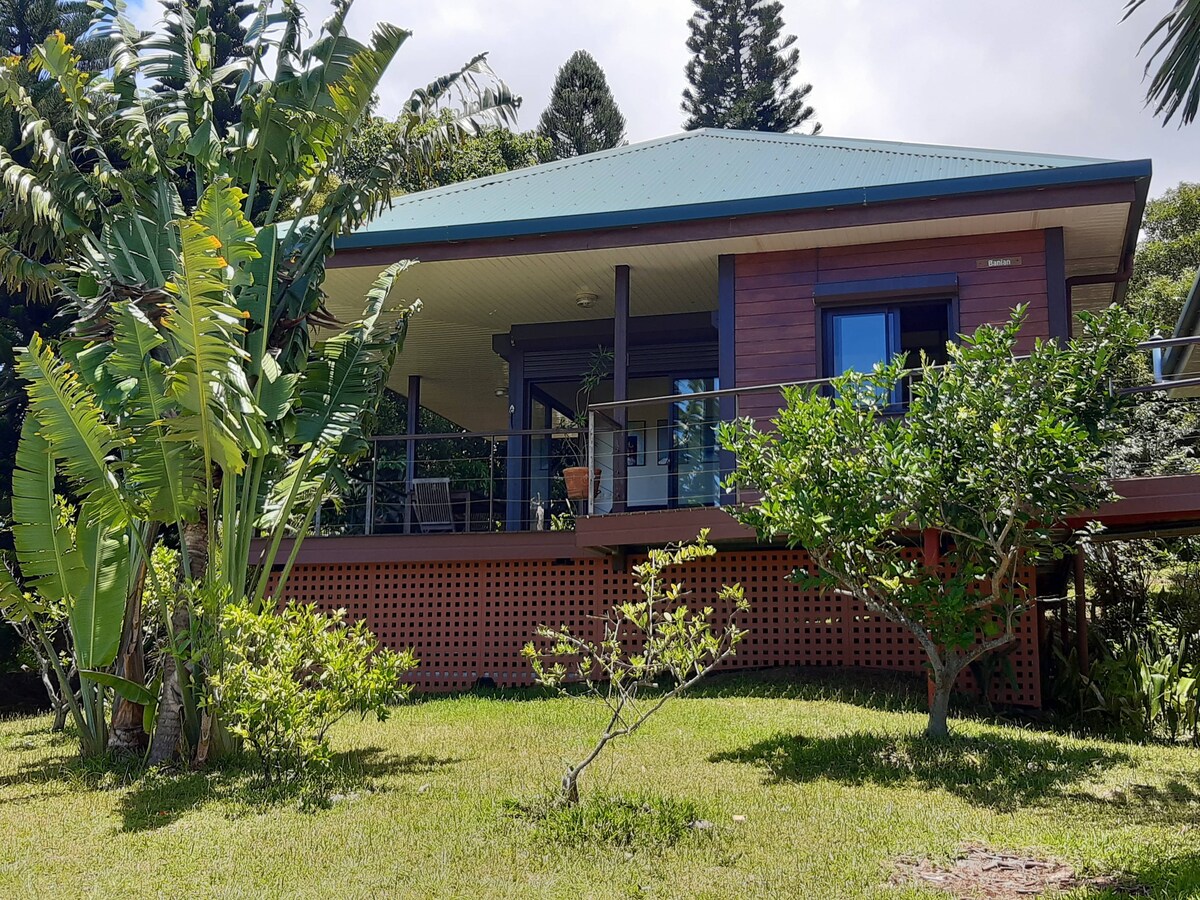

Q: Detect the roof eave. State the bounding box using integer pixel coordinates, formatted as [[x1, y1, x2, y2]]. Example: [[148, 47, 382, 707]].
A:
[[335, 158, 1154, 253]]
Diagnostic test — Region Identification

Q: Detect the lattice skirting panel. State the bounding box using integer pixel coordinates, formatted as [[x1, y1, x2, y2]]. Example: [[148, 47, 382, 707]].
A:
[[280, 549, 1041, 707]]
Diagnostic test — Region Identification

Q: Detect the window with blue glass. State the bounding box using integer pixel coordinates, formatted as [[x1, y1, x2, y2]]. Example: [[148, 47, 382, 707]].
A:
[[822, 300, 952, 399]]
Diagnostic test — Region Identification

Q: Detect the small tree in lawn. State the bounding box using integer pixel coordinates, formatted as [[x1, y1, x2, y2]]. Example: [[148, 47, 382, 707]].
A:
[[720, 307, 1141, 737], [523, 531, 748, 805]]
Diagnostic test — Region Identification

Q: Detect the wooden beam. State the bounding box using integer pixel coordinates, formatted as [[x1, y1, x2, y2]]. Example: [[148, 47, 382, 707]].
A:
[[612, 265, 630, 513]]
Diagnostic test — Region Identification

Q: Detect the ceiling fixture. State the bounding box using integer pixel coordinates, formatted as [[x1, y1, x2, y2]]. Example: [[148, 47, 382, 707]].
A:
[[575, 290, 598, 309], [494, 386, 508, 397]]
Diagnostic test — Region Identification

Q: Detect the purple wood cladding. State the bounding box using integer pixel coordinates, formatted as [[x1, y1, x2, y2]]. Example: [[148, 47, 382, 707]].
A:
[[735, 231, 1050, 420]]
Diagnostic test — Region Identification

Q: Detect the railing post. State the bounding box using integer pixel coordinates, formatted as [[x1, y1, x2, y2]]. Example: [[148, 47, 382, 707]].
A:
[[1151, 331, 1164, 384], [587, 409, 596, 517], [365, 446, 377, 537]]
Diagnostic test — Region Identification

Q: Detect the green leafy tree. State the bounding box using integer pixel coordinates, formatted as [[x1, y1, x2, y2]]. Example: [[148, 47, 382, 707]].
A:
[[721, 308, 1141, 737], [1125, 0, 1200, 125], [524, 532, 748, 805], [536, 50, 626, 159], [0, 0, 515, 762], [339, 111, 548, 195], [681, 0, 819, 133]]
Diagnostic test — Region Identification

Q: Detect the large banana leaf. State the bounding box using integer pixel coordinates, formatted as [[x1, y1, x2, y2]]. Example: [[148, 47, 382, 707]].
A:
[[292, 260, 414, 454], [17, 334, 132, 526], [162, 218, 267, 475], [108, 301, 204, 523], [69, 500, 128, 670], [11, 420, 84, 604]]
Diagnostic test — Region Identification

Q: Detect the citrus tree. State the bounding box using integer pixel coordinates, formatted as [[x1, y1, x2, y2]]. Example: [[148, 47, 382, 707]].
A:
[[0, 0, 516, 761], [720, 307, 1140, 737]]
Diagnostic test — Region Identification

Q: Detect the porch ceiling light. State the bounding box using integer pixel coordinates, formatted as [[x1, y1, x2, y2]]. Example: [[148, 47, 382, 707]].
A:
[[575, 290, 598, 309], [494, 386, 508, 397]]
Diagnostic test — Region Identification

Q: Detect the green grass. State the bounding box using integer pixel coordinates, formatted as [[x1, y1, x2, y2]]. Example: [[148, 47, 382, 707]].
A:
[[2, 669, 1199, 899]]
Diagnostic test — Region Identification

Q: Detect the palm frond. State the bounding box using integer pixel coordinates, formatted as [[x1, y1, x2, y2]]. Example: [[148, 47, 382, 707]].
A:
[[1126, 0, 1200, 125]]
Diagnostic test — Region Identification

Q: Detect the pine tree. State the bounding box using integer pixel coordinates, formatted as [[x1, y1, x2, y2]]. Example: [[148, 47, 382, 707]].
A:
[[537, 50, 627, 159], [681, 0, 819, 133]]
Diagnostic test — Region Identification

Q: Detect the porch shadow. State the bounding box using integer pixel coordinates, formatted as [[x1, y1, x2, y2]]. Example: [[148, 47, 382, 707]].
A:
[[710, 730, 1129, 811], [117, 745, 461, 833]]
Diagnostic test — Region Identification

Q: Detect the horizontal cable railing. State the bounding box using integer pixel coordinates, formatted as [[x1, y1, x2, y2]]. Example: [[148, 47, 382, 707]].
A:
[[303, 333, 1200, 536], [311, 427, 586, 537]]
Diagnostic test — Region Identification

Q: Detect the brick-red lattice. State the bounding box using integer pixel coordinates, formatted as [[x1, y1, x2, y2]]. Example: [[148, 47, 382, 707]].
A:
[[280, 549, 1040, 707]]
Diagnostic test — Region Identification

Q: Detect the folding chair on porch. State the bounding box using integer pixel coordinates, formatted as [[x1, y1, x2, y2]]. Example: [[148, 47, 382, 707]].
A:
[[410, 477, 456, 533]]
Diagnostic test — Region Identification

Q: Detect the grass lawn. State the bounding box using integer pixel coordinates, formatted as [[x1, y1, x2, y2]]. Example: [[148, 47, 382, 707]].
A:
[[1, 669, 1199, 899]]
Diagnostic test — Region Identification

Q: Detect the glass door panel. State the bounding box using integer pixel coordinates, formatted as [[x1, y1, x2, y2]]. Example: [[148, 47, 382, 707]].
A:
[[670, 377, 719, 508]]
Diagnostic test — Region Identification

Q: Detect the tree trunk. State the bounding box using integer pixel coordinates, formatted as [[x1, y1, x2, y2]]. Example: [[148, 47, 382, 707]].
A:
[[926, 679, 952, 739], [109, 534, 156, 754], [148, 517, 208, 766]]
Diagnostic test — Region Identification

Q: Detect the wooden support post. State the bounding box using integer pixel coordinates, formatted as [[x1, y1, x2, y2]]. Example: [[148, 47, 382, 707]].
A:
[[404, 375, 420, 534], [1074, 548, 1090, 677], [612, 264, 630, 514], [717, 255, 736, 498], [505, 350, 527, 532]]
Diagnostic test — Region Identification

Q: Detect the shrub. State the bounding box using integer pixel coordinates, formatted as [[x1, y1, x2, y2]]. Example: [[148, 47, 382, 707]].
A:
[[524, 531, 748, 804], [211, 604, 416, 784]]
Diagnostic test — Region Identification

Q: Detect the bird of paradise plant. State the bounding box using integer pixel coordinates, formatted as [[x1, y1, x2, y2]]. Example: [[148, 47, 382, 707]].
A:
[[0, 0, 516, 761]]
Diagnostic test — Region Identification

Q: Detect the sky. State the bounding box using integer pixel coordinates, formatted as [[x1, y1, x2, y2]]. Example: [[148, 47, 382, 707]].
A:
[[134, 0, 1198, 193]]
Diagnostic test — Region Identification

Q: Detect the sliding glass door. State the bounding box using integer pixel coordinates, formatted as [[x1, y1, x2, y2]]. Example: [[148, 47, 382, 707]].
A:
[[669, 377, 720, 508]]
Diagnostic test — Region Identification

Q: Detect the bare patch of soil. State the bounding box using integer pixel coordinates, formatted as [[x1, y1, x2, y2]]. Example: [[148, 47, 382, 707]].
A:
[[891, 843, 1145, 898]]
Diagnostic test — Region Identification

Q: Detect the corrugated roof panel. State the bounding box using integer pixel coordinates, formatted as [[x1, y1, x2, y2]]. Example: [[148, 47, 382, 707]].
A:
[[342, 129, 1133, 248]]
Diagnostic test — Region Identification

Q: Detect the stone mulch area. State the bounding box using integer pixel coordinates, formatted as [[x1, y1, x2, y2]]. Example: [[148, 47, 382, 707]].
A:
[[891, 843, 1146, 898]]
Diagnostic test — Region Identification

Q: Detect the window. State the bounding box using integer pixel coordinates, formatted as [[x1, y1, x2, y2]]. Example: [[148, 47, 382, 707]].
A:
[[823, 300, 951, 377], [823, 300, 952, 402]]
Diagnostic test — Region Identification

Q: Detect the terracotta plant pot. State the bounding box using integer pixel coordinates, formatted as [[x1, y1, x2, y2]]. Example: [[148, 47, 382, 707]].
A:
[[563, 466, 601, 501]]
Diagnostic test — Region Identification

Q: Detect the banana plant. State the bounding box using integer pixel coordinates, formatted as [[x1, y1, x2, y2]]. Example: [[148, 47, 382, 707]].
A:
[[0, 0, 516, 761]]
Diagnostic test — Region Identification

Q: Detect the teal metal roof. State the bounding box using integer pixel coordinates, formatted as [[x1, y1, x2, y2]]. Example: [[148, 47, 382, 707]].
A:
[[337, 129, 1150, 250]]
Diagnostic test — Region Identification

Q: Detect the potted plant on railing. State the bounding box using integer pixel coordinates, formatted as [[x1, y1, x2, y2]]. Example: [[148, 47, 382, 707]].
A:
[[562, 348, 613, 504]]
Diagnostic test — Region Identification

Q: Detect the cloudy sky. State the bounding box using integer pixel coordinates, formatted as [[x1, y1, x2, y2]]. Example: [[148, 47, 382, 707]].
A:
[[136, 0, 1197, 192]]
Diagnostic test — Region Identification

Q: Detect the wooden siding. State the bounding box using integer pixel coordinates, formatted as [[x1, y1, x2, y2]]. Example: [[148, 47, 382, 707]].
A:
[[735, 231, 1051, 413]]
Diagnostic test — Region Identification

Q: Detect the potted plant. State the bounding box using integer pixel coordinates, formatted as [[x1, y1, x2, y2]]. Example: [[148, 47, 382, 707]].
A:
[[562, 348, 612, 503]]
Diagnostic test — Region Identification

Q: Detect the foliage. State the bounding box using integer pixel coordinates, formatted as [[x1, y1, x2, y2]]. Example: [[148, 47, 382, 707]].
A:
[[1125, 0, 1200, 125], [339, 111, 546, 197], [524, 532, 748, 804], [563, 346, 613, 471], [511, 794, 705, 848], [536, 50, 626, 159], [681, 0, 819, 133], [0, 0, 515, 763], [210, 603, 415, 784], [721, 307, 1142, 737], [1054, 618, 1200, 743]]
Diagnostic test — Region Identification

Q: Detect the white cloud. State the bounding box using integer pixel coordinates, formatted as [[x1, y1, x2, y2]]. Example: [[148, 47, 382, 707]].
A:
[[132, 0, 1197, 190]]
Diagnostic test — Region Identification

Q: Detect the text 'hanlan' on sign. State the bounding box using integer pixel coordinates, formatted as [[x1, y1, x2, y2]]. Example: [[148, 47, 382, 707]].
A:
[[976, 257, 1023, 269]]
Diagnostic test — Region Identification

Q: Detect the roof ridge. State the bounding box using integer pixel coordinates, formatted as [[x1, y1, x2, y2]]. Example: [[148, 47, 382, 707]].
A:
[[692, 128, 1106, 168]]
